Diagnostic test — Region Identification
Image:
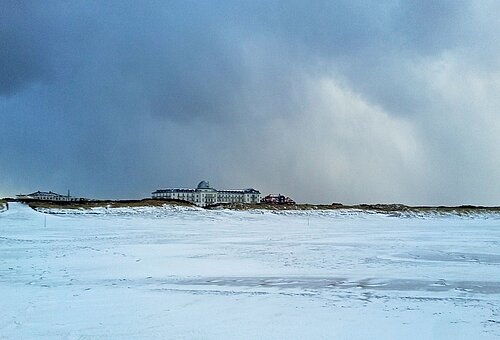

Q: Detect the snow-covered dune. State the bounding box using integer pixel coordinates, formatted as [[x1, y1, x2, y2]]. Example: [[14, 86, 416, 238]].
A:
[[1, 202, 499, 339]]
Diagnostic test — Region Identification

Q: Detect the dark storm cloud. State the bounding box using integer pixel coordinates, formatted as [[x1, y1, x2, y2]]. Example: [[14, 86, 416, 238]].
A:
[[0, 2, 51, 95], [1, 0, 500, 204]]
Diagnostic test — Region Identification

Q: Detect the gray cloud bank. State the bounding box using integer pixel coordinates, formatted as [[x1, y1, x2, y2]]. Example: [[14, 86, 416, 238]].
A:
[[1, 1, 500, 205]]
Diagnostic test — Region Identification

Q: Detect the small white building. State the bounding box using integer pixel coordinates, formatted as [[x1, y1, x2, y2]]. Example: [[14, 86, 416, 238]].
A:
[[152, 181, 261, 207], [16, 191, 81, 202]]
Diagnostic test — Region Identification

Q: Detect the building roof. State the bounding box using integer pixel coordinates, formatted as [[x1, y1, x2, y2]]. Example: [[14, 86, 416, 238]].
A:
[[28, 191, 66, 197], [218, 188, 260, 194], [152, 188, 196, 194], [244, 188, 260, 194]]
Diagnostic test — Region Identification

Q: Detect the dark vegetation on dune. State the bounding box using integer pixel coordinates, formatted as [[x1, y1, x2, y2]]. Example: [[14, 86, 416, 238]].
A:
[[3, 198, 500, 216], [207, 203, 500, 215], [15, 198, 196, 210]]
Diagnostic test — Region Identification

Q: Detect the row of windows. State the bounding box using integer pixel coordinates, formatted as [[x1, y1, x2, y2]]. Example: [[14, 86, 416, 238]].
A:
[[31, 196, 78, 201], [155, 193, 199, 198]]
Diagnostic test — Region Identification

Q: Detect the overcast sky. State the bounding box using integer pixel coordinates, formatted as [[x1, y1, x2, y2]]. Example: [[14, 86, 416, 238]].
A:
[[1, 1, 500, 205]]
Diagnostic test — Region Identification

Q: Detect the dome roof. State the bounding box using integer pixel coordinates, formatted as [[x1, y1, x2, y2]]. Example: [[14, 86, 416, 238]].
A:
[[197, 180, 211, 189]]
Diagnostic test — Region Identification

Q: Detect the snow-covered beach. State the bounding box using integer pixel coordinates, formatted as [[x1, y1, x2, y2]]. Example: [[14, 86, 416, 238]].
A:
[[1, 202, 500, 339]]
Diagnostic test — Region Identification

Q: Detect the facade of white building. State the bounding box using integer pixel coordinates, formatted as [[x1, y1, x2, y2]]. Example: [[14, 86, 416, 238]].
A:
[[152, 181, 261, 207], [16, 191, 81, 202]]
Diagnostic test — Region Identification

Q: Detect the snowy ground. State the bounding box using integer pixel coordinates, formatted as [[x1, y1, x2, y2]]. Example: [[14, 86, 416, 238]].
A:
[[1, 202, 500, 339]]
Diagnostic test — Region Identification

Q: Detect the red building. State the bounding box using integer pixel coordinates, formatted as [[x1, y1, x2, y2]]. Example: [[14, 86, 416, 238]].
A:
[[260, 194, 295, 204]]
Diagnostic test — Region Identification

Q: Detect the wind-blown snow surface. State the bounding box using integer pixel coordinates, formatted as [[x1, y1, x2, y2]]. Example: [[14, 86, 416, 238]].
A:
[[1, 203, 500, 339]]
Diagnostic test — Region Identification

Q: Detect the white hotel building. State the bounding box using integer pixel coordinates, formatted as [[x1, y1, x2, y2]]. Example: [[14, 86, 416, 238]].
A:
[[152, 181, 261, 207], [16, 191, 81, 202]]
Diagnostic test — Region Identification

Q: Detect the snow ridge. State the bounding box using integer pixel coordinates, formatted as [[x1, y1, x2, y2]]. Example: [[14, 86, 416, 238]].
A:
[[33, 204, 500, 220]]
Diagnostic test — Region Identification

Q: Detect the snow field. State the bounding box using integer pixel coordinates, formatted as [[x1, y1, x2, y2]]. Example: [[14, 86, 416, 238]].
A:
[[1, 202, 500, 339]]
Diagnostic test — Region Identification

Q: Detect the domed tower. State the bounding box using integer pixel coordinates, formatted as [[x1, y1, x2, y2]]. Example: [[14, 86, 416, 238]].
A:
[[197, 181, 211, 190]]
